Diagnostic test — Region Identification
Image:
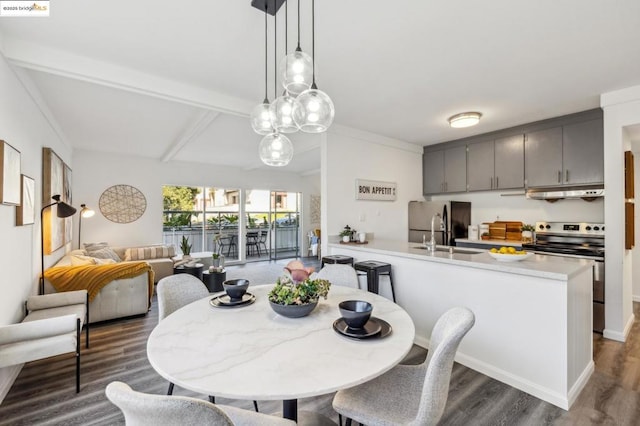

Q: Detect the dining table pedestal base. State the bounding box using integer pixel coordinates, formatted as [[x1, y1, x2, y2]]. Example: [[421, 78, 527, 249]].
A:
[[279, 401, 336, 425]]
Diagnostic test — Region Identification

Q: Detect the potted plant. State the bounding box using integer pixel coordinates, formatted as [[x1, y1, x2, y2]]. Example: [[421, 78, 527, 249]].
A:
[[521, 224, 535, 243], [339, 225, 353, 243], [481, 232, 490, 240], [180, 235, 192, 259], [268, 260, 331, 318]]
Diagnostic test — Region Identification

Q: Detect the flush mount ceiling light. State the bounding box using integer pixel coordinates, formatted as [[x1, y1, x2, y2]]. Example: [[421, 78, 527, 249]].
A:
[[448, 112, 482, 128]]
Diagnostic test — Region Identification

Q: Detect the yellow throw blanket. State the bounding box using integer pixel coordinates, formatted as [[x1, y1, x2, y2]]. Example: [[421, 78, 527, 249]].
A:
[[44, 262, 155, 307]]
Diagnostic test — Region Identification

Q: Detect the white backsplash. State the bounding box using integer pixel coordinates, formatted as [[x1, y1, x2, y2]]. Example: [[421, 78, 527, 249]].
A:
[[429, 190, 604, 226]]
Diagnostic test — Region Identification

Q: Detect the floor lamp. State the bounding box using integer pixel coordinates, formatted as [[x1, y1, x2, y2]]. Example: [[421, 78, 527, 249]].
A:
[[78, 204, 95, 249], [41, 194, 77, 295]]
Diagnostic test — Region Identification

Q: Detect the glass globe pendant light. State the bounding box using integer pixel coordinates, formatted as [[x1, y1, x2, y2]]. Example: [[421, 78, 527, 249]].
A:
[[279, 0, 313, 95], [270, 4, 300, 134], [259, 132, 294, 167], [294, 0, 334, 133], [250, 7, 273, 135]]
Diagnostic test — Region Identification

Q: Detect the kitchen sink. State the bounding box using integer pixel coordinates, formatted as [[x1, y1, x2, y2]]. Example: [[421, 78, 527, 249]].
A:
[[412, 246, 483, 255]]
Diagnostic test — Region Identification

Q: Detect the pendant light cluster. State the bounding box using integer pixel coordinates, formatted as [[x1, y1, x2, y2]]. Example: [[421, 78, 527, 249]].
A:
[[250, 0, 334, 167]]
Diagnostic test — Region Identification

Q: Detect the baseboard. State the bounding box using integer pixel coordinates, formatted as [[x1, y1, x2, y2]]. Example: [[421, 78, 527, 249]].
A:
[[603, 313, 636, 342], [413, 336, 583, 410], [0, 364, 22, 404]]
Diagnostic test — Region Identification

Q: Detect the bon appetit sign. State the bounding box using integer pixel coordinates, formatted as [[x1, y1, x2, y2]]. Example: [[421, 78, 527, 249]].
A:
[[355, 179, 397, 201]]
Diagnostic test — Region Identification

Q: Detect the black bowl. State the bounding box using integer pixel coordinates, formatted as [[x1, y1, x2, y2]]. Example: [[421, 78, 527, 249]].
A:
[[223, 279, 250, 301], [339, 300, 373, 329]]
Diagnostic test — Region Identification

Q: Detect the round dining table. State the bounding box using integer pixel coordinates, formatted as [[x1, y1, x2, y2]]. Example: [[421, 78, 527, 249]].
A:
[[147, 284, 415, 423]]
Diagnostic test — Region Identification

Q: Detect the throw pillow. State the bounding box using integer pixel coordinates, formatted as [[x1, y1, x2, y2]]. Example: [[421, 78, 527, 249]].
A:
[[86, 246, 121, 262], [70, 255, 97, 266], [94, 257, 117, 265], [124, 245, 176, 261], [84, 242, 109, 251]]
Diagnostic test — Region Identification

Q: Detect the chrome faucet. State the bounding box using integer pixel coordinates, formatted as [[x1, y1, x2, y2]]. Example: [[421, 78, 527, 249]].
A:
[[428, 213, 443, 251]]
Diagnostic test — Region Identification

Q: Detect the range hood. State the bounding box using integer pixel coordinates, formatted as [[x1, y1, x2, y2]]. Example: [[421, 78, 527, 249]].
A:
[[525, 185, 604, 202]]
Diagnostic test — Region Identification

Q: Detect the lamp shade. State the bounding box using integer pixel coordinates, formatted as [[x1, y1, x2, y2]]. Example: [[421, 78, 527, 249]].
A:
[[80, 204, 95, 218], [269, 94, 301, 133], [259, 133, 294, 167], [448, 112, 482, 128], [294, 87, 334, 133], [279, 49, 313, 96]]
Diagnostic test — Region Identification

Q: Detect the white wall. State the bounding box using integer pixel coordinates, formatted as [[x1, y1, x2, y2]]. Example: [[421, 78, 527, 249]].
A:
[[72, 149, 319, 254], [321, 126, 423, 246], [0, 54, 72, 400], [633, 138, 640, 302], [601, 85, 640, 341], [430, 190, 604, 226]]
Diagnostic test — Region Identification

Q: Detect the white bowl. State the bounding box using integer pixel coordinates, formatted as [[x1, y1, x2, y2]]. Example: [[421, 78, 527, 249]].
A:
[[487, 251, 533, 262]]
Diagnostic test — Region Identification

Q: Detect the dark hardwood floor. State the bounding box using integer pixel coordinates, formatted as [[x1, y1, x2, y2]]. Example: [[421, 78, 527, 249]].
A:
[[1, 261, 639, 425]]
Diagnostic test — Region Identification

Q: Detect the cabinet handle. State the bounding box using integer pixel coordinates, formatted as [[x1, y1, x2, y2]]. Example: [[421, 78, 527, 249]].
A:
[[496, 176, 499, 188], [557, 171, 561, 183], [565, 170, 569, 183]]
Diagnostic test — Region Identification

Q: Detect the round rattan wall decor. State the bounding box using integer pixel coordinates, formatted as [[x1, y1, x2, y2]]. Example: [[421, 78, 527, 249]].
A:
[[99, 184, 147, 224]]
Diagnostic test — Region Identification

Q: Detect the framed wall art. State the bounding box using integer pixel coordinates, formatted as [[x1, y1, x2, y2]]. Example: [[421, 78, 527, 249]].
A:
[[16, 174, 35, 226], [99, 184, 146, 223], [43, 147, 66, 254], [63, 164, 73, 244], [0, 140, 21, 205]]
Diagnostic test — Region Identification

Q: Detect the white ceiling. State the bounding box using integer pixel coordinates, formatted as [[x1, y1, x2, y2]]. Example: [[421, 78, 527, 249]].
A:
[[1, 0, 639, 173]]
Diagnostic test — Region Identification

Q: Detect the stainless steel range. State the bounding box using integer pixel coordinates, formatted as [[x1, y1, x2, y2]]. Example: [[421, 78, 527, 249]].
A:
[[523, 222, 605, 333]]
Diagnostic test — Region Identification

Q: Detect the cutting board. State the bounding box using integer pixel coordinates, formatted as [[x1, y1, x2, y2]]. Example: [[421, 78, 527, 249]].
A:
[[488, 221, 523, 241]]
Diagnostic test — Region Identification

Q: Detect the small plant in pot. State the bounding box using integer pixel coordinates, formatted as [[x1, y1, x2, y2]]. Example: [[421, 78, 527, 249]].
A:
[[521, 224, 535, 243], [180, 235, 192, 259], [339, 226, 353, 243], [481, 232, 490, 240]]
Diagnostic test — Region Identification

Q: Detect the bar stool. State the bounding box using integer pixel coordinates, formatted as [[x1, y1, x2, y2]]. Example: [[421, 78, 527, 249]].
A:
[[321, 255, 354, 268], [354, 260, 396, 302]]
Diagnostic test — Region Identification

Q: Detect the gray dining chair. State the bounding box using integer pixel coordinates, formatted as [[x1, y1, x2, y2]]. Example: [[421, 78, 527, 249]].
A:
[[106, 381, 295, 426], [156, 274, 259, 412], [315, 264, 360, 289], [332, 306, 475, 426]]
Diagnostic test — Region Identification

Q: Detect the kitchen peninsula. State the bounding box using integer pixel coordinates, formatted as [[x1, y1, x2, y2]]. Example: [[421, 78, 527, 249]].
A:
[[327, 240, 594, 410]]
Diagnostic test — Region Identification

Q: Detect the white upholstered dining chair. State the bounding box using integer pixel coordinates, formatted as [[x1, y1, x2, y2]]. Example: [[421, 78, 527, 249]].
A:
[[332, 306, 475, 426], [106, 381, 295, 426], [315, 264, 360, 289]]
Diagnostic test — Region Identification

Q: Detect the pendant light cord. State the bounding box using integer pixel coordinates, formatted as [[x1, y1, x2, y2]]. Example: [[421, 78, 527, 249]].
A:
[[263, 3, 268, 103], [274, 10, 277, 100], [311, 0, 317, 88], [296, 0, 301, 50], [285, 0, 288, 54]]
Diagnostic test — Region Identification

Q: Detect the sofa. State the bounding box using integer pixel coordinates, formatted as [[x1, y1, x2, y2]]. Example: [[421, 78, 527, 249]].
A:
[[43, 244, 176, 323]]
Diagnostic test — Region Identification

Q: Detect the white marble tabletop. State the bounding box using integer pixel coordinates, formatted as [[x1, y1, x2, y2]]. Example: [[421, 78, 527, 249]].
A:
[[147, 285, 415, 401]]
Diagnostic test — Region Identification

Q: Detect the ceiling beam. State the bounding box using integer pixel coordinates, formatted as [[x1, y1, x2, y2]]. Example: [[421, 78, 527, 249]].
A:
[[1, 37, 254, 118], [161, 111, 220, 162], [9, 63, 72, 149]]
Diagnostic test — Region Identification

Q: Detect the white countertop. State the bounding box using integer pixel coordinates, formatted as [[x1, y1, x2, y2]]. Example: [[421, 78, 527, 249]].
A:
[[328, 239, 592, 280]]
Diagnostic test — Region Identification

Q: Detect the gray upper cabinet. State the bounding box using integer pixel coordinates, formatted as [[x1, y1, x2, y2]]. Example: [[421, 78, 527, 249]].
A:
[[444, 146, 467, 193], [467, 140, 494, 191], [525, 127, 563, 187], [525, 118, 603, 187], [467, 135, 524, 191], [423, 146, 467, 195], [562, 118, 604, 185], [423, 150, 444, 195], [494, 135, 524, 189]]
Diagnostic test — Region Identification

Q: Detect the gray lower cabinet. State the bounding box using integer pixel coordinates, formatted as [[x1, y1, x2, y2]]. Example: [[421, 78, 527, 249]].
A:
[[562, 118, 604, 185], [423, 146, 467, 194], [467, 135, 524, 191], [525, 127, 563, 187]]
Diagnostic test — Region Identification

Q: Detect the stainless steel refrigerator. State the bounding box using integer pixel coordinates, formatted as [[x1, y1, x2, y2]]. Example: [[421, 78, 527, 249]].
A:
[[408, 201, 471, 246]]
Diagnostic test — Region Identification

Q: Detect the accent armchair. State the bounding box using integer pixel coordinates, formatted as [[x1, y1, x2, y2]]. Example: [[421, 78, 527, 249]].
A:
[[0, 290, 89, 393]]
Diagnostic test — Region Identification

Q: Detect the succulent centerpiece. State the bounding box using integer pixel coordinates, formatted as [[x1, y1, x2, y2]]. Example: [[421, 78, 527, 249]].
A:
[[268, 260, 331, 318]]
